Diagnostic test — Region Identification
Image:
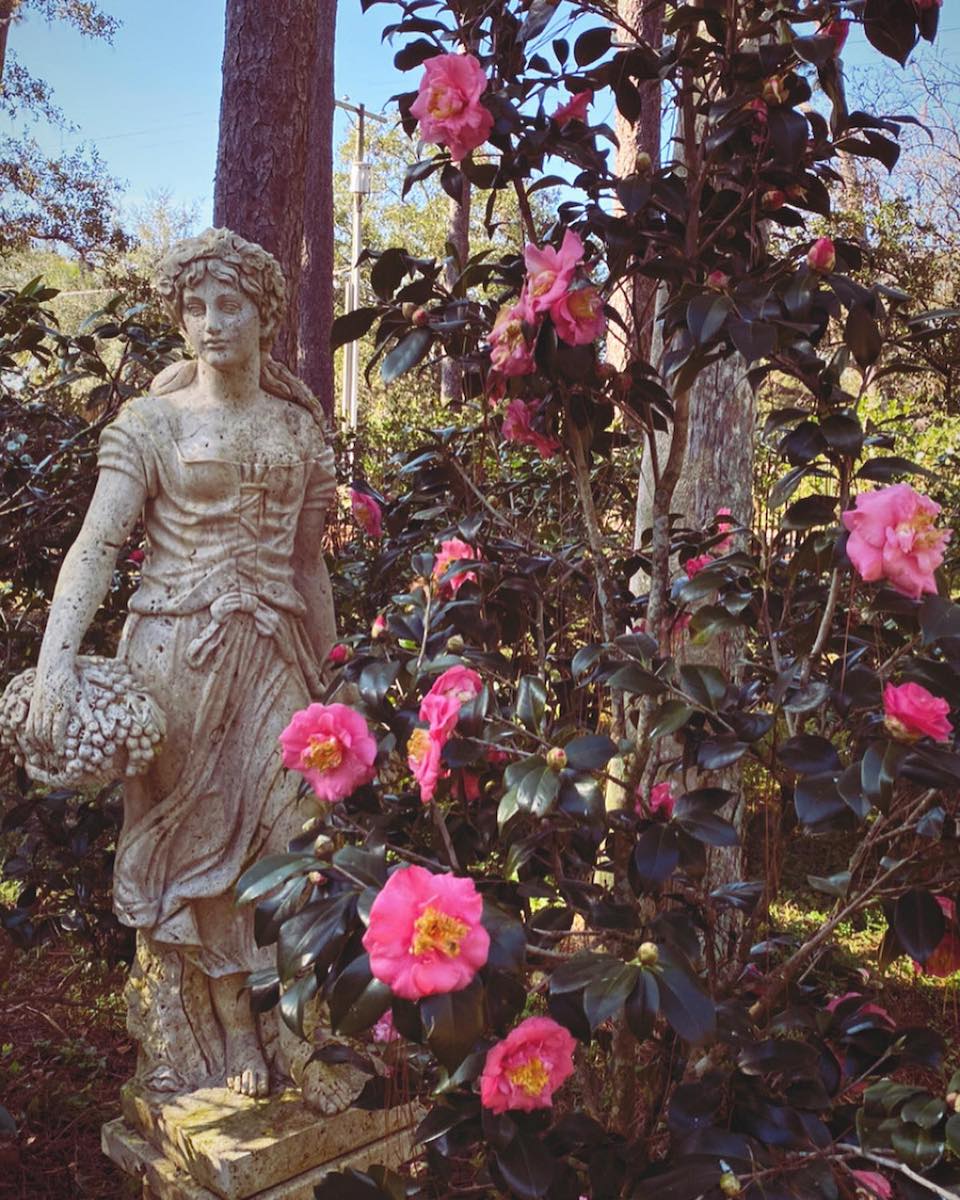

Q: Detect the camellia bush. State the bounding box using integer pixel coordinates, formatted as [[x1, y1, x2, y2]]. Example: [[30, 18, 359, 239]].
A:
[[240, 1, 960, 1197]]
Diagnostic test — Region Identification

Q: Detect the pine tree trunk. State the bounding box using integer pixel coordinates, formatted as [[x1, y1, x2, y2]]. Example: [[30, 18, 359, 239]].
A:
[[606, 0, 664, 370], [441, 184, 471, 405], [0, 1, 21, 84], [298, 0, 337, 416], [213, 0, 318, 370]]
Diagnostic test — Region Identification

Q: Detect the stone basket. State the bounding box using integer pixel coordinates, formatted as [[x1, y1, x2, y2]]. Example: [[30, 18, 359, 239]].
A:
[[0, 656, 165, 788]]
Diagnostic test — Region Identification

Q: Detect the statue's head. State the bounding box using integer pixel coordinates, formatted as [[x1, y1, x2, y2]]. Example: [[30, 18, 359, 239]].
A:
[[155, 228, 286, 351]]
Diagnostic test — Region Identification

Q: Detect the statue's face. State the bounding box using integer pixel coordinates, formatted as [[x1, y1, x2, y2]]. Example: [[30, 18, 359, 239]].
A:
[[181, 272, 261, 373]]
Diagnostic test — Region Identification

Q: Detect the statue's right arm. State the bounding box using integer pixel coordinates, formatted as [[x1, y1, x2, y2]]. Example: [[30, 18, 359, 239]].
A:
[[29, 465, 146, 748]]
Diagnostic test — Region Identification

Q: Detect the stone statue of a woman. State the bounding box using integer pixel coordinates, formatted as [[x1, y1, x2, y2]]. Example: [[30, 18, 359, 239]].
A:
[[25, 229, 336, 1099]]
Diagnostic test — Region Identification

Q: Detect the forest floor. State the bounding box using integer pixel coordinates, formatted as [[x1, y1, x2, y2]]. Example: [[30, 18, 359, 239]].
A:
[[0, 938, 135, 1199]]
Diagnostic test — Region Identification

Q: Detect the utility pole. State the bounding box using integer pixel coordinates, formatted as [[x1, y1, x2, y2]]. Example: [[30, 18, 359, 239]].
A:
[[335, 99, 387, 429]]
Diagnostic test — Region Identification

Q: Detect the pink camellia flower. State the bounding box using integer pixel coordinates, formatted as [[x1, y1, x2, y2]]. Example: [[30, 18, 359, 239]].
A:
[[279, 703, 378, 802], [372, 1010, 401, 1044], [747, 98, 768, 123], [918, 897, 960, 977], [489, 303, 536, 378], [408, 723, 448, 803], [550, 284, 607, 346], [552, 89, 593, 125], [362, 864, 489, 1000], [636, 780, 675, 819], [825, 993, 894, 1028], [409, 53, 494, 163], [503, 398, 562, 458], [821, 18, 850, 50], [807, 236, 836, 273], [851, 1170, 892, 1200], [350, 488, 383, 538], [684, 553, 713, 578], [327, 643, 350, 666], [420, 691, 462, 740], [841, 484, 951, 600], [433, 538, 479, 595], [523, 229, 584, 317], [715, 507, 734, 553], [480, 1016, 577, 1114], [883, 681, 953, 743], [427, 665, 483, 706]]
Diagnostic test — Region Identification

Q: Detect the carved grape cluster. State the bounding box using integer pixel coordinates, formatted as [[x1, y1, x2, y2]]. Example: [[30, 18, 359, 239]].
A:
[[0, 656, 166, 787]]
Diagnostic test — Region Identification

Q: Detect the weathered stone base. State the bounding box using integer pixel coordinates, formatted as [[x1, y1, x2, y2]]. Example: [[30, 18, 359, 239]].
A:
[[103, 1083, 418, 1200]]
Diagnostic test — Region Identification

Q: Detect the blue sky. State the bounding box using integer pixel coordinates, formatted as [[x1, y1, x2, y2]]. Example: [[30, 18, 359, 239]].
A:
[[5, 1, 959, 226]]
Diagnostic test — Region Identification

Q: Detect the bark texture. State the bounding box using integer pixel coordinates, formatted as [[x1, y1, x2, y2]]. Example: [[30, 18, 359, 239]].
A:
[[441, 185, 471, 405], [606, 0, 664, 371], [0, 0, 21, 84], [297, 0, 338, 416], [214, 0, 319, 371]]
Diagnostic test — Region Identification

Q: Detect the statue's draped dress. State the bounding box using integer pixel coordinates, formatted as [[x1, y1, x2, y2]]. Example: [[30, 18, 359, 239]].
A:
[[98, 395, 334, 1090]]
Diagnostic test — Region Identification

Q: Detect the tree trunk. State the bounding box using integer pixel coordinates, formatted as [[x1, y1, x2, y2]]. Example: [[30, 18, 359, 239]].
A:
[[605, 0, 664, 371], [213, 0, 318, 371], [0, 0, 21, 84], [298, 0, 337, 416], [441, 184, 471, 405]]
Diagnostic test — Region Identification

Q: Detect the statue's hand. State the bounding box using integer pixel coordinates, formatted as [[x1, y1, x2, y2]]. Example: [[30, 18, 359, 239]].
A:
[[27, 659, 89, 752]]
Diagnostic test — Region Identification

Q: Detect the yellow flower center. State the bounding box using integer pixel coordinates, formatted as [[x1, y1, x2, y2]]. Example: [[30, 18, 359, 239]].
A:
[[411, 905, 468, 957], [507, 1056, 549, 1097], [569, 288, 600, 318], [897, 510, 941, 550], [302, 735, 343, 773], [883, 714, 921, 743], [408, 727, 432, 766], [427, 85, 464, 120], [530, 269, 557, 297]]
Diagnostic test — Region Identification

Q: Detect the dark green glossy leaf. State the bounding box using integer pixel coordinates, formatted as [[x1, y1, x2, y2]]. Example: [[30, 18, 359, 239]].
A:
[[563, 734, 617, 770], [894, 890, 946, 965], [494, 1130, 556, 1199], [380, 328, 432, 384], [329, 954, 391, 1037], [421, 978, 485, 1070]]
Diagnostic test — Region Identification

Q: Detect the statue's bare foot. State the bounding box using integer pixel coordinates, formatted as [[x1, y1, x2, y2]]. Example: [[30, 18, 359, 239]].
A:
[[226, 1034, 270, 1097]]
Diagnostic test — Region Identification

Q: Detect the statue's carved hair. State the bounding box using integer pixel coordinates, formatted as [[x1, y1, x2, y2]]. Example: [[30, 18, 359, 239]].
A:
[[151, 227, 325, 429]]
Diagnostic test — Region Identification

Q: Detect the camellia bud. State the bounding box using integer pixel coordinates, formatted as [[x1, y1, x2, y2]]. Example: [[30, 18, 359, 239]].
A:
[[446, 634, 465, 653], [371, 613, 388, 639], [761, 76, 787, 106], [412, 307, 430, 327], [761, 189, 786, 211], [946, 1091, 959, 1111], [719, 1172, 741, 1197], [308, 870, 326, 886], [596, 361, 618, 381], [806, 236, 836, 273], [327, 643, 351, 665], [635, 150, 652, 175], [706, 269, 729, 290], [638, 941, 659, 966], [401, 302, 417, 320], [546, 746, 567, 772]]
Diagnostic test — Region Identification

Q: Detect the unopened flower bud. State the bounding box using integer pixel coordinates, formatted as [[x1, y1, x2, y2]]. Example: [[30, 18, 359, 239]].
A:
[[412, 307, 430, 327], [720, 1173, 741, 1197], [762, 76, 787, 106], [327, 643, 351, 665], [308, 870, 326, 885], [638, 941, 659, 966], [401, 302, 417, 320], [446, 634, 465, 653], [761, 189, 786, 211], [371, 613, 388, 639], [596, 361, 618, 381], [946, 1091, 959, 1111], [806, 236, 836, 273], [546, 746, 567, 771], [706, 269, 729, 290], [636, 150, 652, 175]]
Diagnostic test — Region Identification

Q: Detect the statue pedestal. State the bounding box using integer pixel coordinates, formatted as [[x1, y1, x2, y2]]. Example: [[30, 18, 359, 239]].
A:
[[102, 1082, 418, 1199]]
